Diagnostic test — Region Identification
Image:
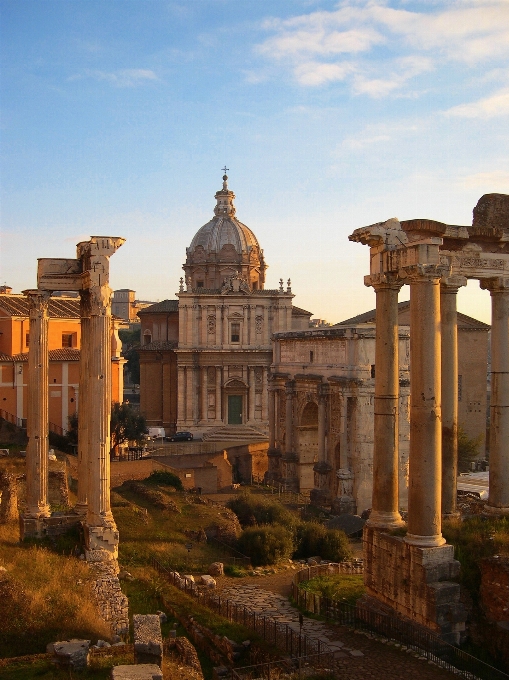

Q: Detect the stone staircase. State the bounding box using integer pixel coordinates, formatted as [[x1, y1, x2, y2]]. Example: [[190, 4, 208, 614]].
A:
[[202, 424, 268, 442]]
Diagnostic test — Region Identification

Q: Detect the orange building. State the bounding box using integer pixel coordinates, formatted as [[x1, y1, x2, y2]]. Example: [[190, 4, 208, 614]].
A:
[[0, 290, 124, 433]]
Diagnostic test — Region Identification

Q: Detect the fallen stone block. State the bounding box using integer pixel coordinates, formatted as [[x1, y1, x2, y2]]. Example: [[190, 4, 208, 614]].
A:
[[174, 636, 204, 679], [133, 614, 163, 667], [208, 562, 224, 576], [53, 639, 90, 670], [201, 574, 216, 588], [111, 664, 163, 680]]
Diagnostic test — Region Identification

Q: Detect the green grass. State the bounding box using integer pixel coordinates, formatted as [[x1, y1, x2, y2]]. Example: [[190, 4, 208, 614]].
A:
[[299, 574, 365, 604]]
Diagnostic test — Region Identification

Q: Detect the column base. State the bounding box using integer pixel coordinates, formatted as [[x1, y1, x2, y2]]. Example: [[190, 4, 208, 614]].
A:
[[74, 502, 88, 517], [405, 532, 446, 547], [483, 505, 509, 517], [84, 522, 119, 562], [367, 510, 405, 530], [331, 495, 356, 515], [442, 511, 461, 521], [20, 512, 81, 540]]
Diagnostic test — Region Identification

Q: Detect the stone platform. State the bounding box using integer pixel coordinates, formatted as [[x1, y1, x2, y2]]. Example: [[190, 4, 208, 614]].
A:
[[363, 526, 466, 644]]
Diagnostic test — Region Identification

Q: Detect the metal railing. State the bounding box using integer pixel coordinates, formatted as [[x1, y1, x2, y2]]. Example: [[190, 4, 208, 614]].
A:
[[0, 409, 26, 429], [292, 566, 509, 680], [207, 536, 251, 567], [231, 651, 335, 679], [150, 556, 333, 665]]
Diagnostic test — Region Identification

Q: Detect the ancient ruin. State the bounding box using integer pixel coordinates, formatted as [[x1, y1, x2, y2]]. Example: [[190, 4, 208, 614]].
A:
[[349, 193, 509, 642], [21, 236, 124, 563]]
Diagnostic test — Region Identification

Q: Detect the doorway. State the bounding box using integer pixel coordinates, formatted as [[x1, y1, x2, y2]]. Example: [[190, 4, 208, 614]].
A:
[[228, 394, 243, 424]]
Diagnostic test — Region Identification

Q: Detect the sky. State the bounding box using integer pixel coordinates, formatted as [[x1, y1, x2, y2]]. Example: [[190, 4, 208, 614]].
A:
[[1, 0, 508, 325]]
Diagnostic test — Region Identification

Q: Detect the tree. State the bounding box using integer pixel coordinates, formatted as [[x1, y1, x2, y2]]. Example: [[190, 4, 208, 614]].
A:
[[110, 402, 146, 453], [458, 425, 484, 473], [119, 328, 141, 385]]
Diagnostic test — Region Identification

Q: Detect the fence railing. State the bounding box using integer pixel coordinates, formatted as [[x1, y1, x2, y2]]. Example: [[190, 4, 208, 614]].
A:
[[231, 651, 335, 679], [150, 556, 333, 666], [0, 409, 26, 429], [292, 564, 509, 680], [207, 536, 251, 567]]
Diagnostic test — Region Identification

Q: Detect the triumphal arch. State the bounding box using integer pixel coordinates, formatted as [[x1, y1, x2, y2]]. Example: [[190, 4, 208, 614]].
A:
[[349, 193, 509, 642], [21, 236, 124, 562]]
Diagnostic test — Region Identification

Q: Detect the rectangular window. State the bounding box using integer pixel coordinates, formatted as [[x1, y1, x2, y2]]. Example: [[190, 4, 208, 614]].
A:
[[25, 333, 30, 347], [309, 351, 314, 363], [231, 322, 240, 343], [61, 333, 76, 348], [197, 281, 204, 288]]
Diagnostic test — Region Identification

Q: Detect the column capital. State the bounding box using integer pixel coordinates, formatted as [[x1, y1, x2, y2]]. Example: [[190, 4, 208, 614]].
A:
[[440, 275, 467, 293], [90, 285, 112, 316], [364, 273, 404, 291], [400, 263, 449, 283], [480, 276, 509, 294], [285, 380, 295, 394], [23, 289, 51, 316]]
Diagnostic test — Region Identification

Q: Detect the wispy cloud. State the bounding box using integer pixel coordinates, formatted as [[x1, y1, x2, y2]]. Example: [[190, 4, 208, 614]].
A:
[[445, 88, 509, 118], [68, 68, 158, 87], [254, 1, 509, 97], [458, 170, 509, 192]]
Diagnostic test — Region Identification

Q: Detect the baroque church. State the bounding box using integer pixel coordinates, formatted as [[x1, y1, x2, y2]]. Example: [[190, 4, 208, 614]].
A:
[[138, 174, 312, 437]]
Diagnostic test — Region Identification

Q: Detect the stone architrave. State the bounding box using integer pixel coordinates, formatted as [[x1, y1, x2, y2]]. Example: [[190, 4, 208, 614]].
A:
[[482, 277, 509, 515], [24, 289, 51, 519], [367, 276, 404, 529], [440, 276, 466, 519]]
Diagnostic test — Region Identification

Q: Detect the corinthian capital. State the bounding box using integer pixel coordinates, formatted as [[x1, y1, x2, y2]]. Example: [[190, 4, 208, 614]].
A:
[[90, 285, 112, 316], [480, 276, 509, 294], [399, 263, 450, 283], [23, 289, 51, 318]]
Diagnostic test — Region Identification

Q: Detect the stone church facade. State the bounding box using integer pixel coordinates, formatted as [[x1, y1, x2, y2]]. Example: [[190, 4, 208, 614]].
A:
[[138, 174, 311, 436]]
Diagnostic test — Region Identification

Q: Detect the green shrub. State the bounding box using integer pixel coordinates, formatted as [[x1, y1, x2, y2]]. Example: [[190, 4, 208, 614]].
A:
[[227, 492, 297, 529], [146, 470, 183, 491], [294, 521, 352, 562], [237, 525, 294, 566], [299, 574, 365, 604]]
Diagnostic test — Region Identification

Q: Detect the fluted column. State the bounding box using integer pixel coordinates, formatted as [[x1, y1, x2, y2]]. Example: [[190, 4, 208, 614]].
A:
[[368, 278, 405, 529], [482, 277, 509, 514], [75, 289, 90, 515], [215, 366, 222, 422], [24, 289, 51, 519], [405, 267, 445, 547], [441, 277, 466, 518], [249, 367, 256, 422]]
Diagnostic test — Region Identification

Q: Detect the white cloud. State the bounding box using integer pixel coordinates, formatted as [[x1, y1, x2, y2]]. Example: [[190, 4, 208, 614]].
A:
[[255, 1, 509, 95], [459, 170, 509, 192], [69, 68, 158, 87], [445, 88, 509, 117], [341, 133, 391, 150]]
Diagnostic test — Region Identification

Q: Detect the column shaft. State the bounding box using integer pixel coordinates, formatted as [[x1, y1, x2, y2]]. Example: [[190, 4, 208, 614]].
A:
[[261, 367, 268, 421], [249, 367, 256, 422], [369, 282, 404, 529], [215, 366, 222, 422], [317, 394, 326, 463], [406, 273, 445, 546], [483, 279, 509, 513], [201, 366, 208, 422], [440, 282, 463, 517], [25, 290, 51, 518], [268, 387, 276, 448], [76, 291, 90, 515], [177, 365, 186, 425], [285, 387, 294, 454]]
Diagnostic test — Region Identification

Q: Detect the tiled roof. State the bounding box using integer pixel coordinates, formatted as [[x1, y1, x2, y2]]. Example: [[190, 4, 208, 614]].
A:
[[137, 299, 179, 315], [292, 305, 313, 316], [6, 349, 81, 362], [0, 294, 80, 319], [335, 300, 490, 329], [138, 341, 178, 351]]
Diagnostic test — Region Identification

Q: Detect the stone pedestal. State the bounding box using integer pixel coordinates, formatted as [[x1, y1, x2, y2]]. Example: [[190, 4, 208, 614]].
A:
[[331, 468, 356, 514], [363, 526, 466, 644], [22, 290, 51, 536], [266, 447, 282, 484], [310, 461, 332, 506]]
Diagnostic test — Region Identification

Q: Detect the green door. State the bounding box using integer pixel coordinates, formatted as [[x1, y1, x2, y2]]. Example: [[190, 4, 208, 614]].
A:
[[228, 395, 243, 425]]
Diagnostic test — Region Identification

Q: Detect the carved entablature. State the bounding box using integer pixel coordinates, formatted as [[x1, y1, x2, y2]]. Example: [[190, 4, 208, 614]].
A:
[[440, 250, 508, 280]]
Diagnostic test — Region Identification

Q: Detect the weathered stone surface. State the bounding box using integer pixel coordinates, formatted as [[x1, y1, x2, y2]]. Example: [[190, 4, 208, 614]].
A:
[[53, 639, 90, 670], [90, 560, 129, 636], [133, 614, 163, 666], [200, 575, 216, 588], [111, 665, 163, 680], [208, 562, 224, 576], [480, 555, 509, 622], [472, 193, 509, 232], [174, 636, 204, 679], [0, 471, 19, 523]]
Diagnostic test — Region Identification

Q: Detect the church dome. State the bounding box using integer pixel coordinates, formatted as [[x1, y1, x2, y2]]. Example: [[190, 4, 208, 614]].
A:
[[184, 174, 267, 291]]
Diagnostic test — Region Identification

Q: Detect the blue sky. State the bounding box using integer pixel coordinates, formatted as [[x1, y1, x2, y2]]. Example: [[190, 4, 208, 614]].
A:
[[1, 0, 508, 324]]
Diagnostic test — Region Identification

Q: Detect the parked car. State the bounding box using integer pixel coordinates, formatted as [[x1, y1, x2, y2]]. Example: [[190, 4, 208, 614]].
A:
[[166, 431, 193, 442]]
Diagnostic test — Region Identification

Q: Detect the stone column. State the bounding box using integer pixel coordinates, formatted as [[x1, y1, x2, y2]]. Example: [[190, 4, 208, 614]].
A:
[[24, 289, 51, 519], [249, 367, 256, 422], [75, 289, 90, 515], [223, 305, 229, 346], [264, 305, 270, 345], [405, 267, 445, 547], [201, 366, 208, 423], [268, 386, 276, 449], [85, 281, 118, 560], [261, 367, 268, 421], [192, 365, 199, 424], [311, 385, 332, 506], [185, 367, 193, 422], [441, 277, 466, 518], [215, 306, 221, 347], [177, 365, 186, 425], [368, 278, 405, 529], [215, 366, 222, 422], [281, 381, 298, 491], [482, 277, 509, 514]]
